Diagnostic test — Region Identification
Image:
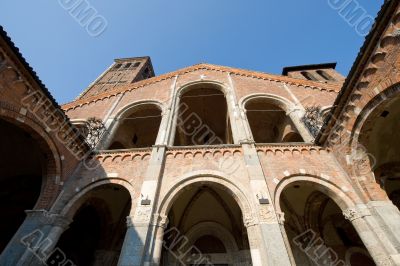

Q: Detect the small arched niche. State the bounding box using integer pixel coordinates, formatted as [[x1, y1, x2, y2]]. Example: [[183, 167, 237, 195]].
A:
[[108, 103, 162, 149], [245, 97, 304, 143]]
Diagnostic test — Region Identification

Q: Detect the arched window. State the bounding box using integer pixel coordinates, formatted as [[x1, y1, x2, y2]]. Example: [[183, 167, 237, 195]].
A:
[[108, 104, 162, 149], [245, 98, 304, 143], [174, 83, 233, 146]]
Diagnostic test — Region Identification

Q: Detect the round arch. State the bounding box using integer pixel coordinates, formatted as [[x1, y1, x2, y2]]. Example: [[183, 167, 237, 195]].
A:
[[59, 178, 135, 218], [239, 93, 306, 143], [112, 100, 165, 121], [180, 221, 239, 265], [157, 170, 255, 225], [239, 93, 296, 112], [176, 80, 230, 98], [184, 221, 239, 253], [106, 100, 165, 149], [0, 104, 62, 209], [346, 83, 400, 204], [274, 175, 357, 213], [348, 82, 400, 150], [172, 81, 234, 146]]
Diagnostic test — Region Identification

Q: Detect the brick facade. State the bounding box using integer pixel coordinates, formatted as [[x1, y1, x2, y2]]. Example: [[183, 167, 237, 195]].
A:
[[1, 1, 400, 265]]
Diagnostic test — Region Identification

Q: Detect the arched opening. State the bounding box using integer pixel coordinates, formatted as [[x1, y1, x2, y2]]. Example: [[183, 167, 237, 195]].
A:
[[317, 70, 335, 81], [245, 98, 304, 143], [174, 84, 233, 146], [108, 104, 162, 149], [301, 71, 318, 81], [53, 184, 131, 265], [358, 93, 400, 209], [280, 182, 374, 266], [282, 132, 303, 142], [0, 119, 46, 252], [161, 184, 251, 265]]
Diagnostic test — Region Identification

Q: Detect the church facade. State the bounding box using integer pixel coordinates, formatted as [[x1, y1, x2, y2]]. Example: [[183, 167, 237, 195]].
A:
[[0, 1, 400, 265]]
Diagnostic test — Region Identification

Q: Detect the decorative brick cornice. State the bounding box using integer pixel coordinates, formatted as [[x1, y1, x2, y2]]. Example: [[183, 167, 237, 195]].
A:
[[61, 64, 340, 111], [166, 145, 243, 159], [255, 144, 331, 156], [95, 149, 153, 163]]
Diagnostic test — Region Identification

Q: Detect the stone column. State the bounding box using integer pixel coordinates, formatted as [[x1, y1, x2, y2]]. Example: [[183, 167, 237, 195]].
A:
[[245, 222, 264, 266], [118, 77, 177, 265], [226, 73, 253, 143], [97, 93, 125, 150], [118, 215, 151, 266], [276, 212, 297, 266], [0, 210, 71, 266], [147, 215, 168, 265], [343, 205, 400, 265], [118, 144, 167, 266], [286, 107, 314, 143], [240, 143, 292, 266], [367, 201, 400, 252]]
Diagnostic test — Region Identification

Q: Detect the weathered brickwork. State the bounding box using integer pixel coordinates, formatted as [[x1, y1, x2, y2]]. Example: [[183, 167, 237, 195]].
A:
[[1, 1, 400, 265]]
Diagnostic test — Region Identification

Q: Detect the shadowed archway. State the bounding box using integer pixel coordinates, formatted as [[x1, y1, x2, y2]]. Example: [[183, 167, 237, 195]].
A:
[[53, 184, 131, 265]]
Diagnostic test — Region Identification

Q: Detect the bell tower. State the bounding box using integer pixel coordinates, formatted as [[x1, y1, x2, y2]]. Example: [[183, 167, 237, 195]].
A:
[[78, 56, 155, 99]]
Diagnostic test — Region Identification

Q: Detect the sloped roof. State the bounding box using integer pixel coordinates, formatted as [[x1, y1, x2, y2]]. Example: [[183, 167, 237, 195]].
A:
[[62, 63, 341, 110]]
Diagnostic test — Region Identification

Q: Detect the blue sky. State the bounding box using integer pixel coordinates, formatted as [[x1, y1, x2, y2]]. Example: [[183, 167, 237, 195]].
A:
[[0, 0, 383, 104]]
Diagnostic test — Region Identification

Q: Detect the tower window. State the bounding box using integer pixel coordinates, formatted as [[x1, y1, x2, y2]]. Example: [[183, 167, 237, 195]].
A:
[[381, 110, 389, 118], [114, 64, 122, 69], [132, 134, 138, 145], [124, 63, 132, 68], [142, 67, 151, 79], [133, 62, 141, 67], [317, 70, 335, 81], [301, 71, 318, 81]]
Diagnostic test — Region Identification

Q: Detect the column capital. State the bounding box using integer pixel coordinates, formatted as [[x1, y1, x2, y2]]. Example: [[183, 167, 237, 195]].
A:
[[342, 206, 371, 221], [276, 211, 286, 225], [126, 205, 153, 226], [243, 215, 258, 228], [239, 140, 256, 145], [152, 213, 169, 228], [25, 210, 71, 229], [126, 215, 135, 228]]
